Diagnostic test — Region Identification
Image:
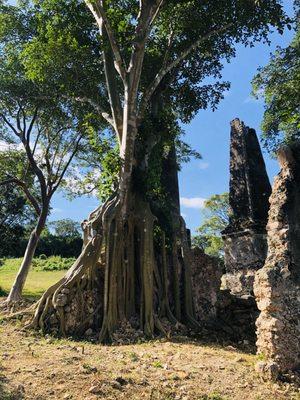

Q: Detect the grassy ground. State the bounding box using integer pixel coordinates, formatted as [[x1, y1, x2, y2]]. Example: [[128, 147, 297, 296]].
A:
[[0, 258, 68, 298]]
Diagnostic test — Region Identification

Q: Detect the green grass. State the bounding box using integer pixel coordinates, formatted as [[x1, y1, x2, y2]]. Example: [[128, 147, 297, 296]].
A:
[[0, 257, 71, 299]]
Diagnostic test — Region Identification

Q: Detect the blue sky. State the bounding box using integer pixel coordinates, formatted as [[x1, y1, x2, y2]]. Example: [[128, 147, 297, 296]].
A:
[[50, 0, 295, 234]]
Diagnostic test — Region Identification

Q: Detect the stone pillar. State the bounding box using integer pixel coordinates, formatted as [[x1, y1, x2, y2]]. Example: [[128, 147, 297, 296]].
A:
[[222, 119, 272, 295], [254, 143, 300, 374], [191, 247, 222, 323]]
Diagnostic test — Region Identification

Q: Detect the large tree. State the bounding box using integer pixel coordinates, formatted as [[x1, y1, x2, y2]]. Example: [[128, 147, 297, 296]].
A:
[[24, 0, 287, 341]]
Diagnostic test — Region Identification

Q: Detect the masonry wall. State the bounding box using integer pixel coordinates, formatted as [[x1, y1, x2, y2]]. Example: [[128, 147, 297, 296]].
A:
[[190, 247, 222, 323], [254, 144, 300, 373]]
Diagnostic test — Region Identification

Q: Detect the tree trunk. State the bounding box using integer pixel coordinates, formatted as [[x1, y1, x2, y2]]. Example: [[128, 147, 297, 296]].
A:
[[6, 204, 48, 304], [27, 120, 198, 341]]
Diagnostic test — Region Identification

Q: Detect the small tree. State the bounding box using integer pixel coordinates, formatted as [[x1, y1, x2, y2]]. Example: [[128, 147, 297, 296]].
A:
[[0, 5, 101, 303], [193, 193, 229, 259]]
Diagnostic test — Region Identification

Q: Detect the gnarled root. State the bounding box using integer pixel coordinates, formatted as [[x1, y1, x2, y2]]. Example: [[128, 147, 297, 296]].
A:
[[27, 194, 118, 335], [26, 194, 199, 342]]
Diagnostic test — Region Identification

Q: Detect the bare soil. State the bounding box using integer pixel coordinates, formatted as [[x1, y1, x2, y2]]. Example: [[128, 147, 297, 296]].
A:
[[0, 304, 299, 400]]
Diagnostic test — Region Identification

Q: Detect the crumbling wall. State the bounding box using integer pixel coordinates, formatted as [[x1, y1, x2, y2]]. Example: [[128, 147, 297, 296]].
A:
[[222, 119, 271, 295], [254, 144, 300, 374], [191, 247, 222, 323]]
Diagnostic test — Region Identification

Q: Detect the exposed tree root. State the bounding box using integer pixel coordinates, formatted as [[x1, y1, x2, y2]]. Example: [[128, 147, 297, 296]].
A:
[[24, 191, 199, 342]]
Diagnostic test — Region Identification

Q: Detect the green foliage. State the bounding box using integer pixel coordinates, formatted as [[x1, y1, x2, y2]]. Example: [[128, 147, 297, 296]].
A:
[[0, 256, 75, 272], [0, 286, 7, 296], [49, 219, 81, 238], [0, 150, 36, 257], [0, 0, 112, 201], [193, 193, 229, 259], [152, 360, 163, 368], [69, 130, 121, 201], [252, 5, 300, 152], [31, 255, 76, 271]]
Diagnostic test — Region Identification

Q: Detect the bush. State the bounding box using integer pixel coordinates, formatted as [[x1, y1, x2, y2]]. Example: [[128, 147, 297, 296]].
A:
[[0, 286, 7, 296], [32, 256, 75, 271]]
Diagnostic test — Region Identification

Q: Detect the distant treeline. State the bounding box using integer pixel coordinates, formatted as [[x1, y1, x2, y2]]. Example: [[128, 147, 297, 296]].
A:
[[0, 228, 83, 258]]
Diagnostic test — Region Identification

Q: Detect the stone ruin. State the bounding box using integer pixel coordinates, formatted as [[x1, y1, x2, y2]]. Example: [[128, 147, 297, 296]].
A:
[[219, 118, 300, 376], [254, 143, 300, 375], [222, 118, 272, 295], [190, 247, 222, 324]]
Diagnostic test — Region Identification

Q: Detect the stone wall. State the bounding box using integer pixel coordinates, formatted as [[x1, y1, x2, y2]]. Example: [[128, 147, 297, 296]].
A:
[[190, 247, 222, 323], [222, 119, 271, 295], [222, 230, 268, 295], [254, 144, 300, 374]]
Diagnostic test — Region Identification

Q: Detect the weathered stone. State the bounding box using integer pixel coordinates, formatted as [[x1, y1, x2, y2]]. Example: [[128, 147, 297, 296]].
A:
[[222, 118, 272, 295], [217, 289, 258, 343], [254, 143, 300, 373], [190, 247, 222, 323]]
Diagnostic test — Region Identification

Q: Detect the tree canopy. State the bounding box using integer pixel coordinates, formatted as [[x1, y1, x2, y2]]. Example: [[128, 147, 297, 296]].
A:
[[252, 2, 299, 152]]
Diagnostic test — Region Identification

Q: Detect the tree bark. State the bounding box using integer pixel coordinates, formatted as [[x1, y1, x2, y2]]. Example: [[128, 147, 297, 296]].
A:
[[6, 204, 49, 304]]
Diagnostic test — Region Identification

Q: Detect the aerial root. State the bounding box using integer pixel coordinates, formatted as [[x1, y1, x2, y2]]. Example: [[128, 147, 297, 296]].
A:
[[26, 194, 119, 333]]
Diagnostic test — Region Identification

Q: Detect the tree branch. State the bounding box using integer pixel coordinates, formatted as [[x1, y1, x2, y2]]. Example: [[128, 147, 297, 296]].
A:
[[85, 0, 127, 82], [139, 22, 233, 120], [51, 134, 83, 194], [0, 178, 41, 215], [0, 113, 19, 136], [101, 23, 123, 141], [72, 95, 114, 127]]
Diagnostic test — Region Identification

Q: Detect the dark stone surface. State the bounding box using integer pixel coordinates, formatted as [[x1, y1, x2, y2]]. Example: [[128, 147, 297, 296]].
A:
[[224, 118, 272, 233], [161, 144, 180, 215], [222, 119, 272, 295]]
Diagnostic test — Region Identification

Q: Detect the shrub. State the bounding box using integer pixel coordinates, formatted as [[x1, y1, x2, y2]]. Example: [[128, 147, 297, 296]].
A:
[[0, 286, 7, 296], [32, 256, 75, 271]]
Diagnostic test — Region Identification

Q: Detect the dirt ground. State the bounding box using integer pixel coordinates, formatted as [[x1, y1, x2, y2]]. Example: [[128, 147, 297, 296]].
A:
[[1, 316, 300, 400]]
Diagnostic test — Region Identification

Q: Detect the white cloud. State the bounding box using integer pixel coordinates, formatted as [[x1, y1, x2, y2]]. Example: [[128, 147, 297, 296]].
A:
[[52, 207, 63, 214], [180, 197, 206, 209], [181, 213, 187, 218], [198, 161, 209, 170], [243, 95, 264, 105], [0, 140, 23, 152]]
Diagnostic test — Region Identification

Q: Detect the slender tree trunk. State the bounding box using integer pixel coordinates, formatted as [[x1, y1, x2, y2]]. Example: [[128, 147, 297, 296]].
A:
[[6, 203, 49, 304]]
